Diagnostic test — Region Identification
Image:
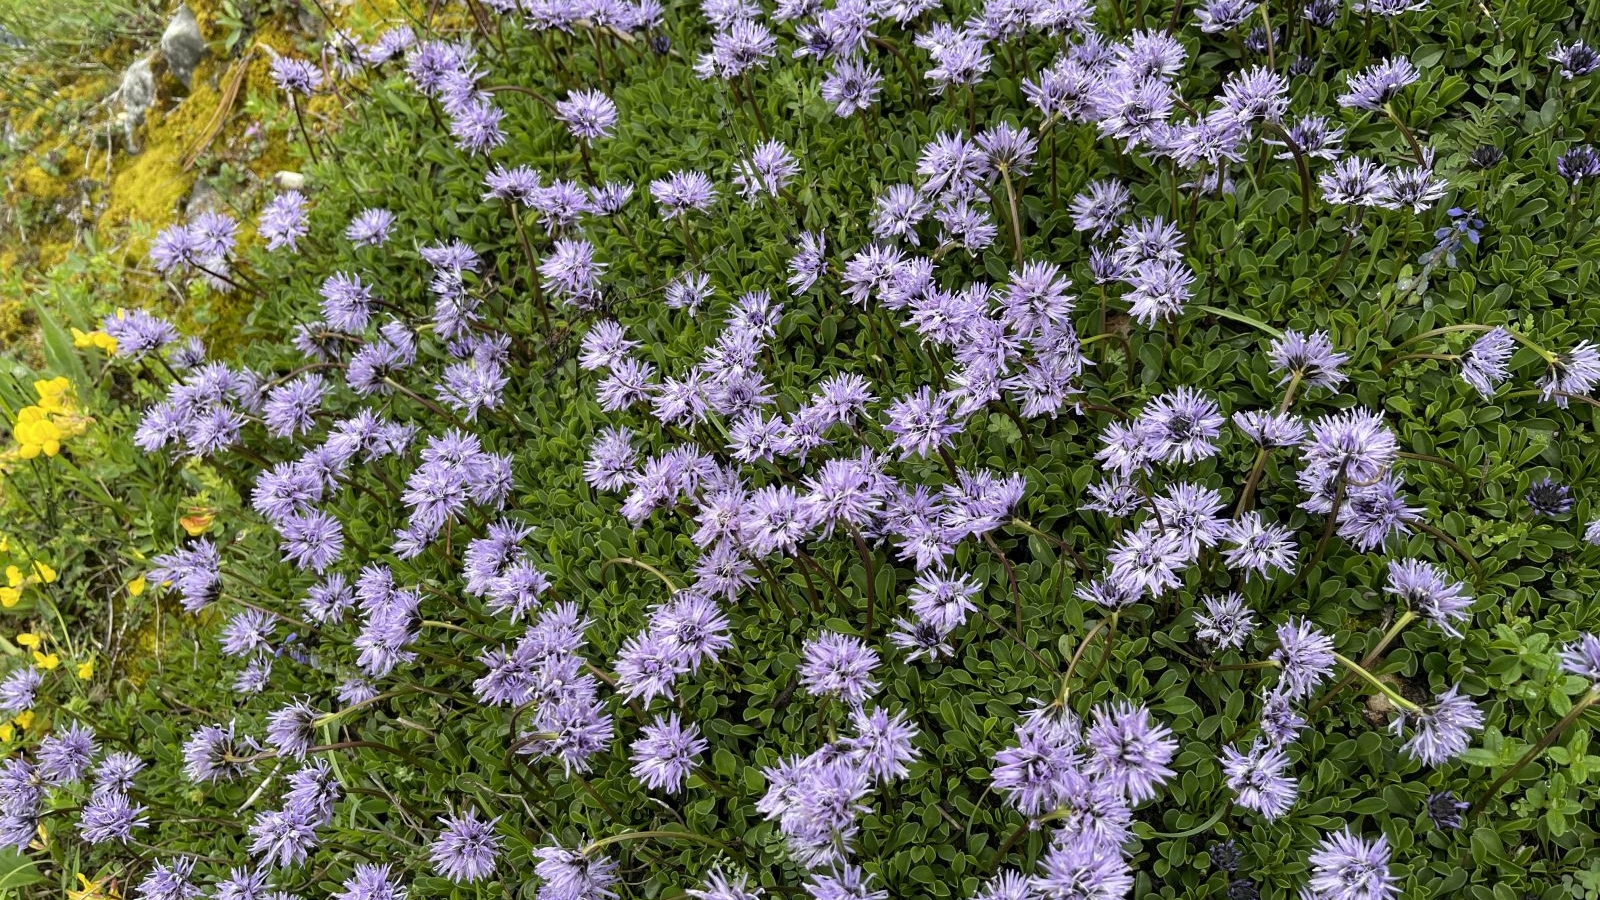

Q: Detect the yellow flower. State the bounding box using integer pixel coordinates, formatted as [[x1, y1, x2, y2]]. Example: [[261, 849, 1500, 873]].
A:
[[13, 710, 34, 729], [76, 659, 94, 680], [128, 576, 147, 597], [68, 872, 118, 900], [74, 328, 118, 353], [0, 587, 18, 608], [31, 560, 56, 583], [34, 377, 73, 415], [15, 632, 42, 648], [0, 722, 12, 743], [180, 508, 215, 536], [5, 566, 20, 587], [13, 407, 63, 458], [33, 651, 59, 670]]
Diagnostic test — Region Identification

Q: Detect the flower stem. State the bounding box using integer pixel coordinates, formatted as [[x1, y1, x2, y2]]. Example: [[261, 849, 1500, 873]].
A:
[[581, 829, 730, 857], [1331, 651, 1423, 713]]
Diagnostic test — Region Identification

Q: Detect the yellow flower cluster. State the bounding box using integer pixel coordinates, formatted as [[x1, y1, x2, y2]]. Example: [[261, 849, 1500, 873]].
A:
[[4, 377, 89, 461], [0, 554, 56, 608], [71, 327, 119, 355]]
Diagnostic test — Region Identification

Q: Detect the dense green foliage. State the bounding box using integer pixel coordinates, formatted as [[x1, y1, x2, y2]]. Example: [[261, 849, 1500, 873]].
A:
[[4, 0, 1600, 898]]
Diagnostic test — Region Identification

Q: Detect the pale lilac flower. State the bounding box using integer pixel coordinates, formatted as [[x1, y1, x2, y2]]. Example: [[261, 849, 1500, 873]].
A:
[[1270, 618, 1335, 700], [78, 790, 149, 844], [799, 631, 880, 704], [1084, 700, 1177, 803], [1385, 559, 1472, 637], [651, 170, 718, 218], [1337, 57, 1419, 111], [1304, 829, 1399, 900], [821, 57, 883, 116], [259, 191, 309, 252], [733, 139, 799, 199], [334, 863, 407, 900], [533, 842, 619, 900], [347, 208, 395, 246], [430, 810, 502, 883], [1559, 633, 1600, 682], [629, 713, 706, 793], [1196, 593, 1255, 651], [1538, 341, 1600, 406], [555, 89, 618, 142], [1460, 327, 1514, 397], [1220, 741, 1297, 819], [1394, 685, 1483, 765], [1269, 330, 1347, 390]]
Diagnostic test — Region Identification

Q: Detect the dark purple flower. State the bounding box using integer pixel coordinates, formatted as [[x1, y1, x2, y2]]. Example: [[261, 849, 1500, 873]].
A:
[[1557, 145, 1600, 185], [1425, 790, 1468, 829], [1524, 476, 1573, 517], [1549, 40, 1600, 78]]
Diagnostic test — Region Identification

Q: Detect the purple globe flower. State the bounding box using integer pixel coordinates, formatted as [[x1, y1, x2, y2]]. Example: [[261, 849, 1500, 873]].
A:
[[430, 809, 502, 883], [555, 89, 619, 143], [798, 631, 880, 704], [1084, 700, 1177, 803], [269, 56, 324, 95], [629, 713, 707, 794], [1393, 685, 1484, 766], [1220, 741, 1297, 820], [1304, 828, 1399, 900]]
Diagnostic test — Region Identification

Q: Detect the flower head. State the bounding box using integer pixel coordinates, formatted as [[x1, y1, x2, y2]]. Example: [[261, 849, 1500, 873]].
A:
[[430, 809, 502, 883]]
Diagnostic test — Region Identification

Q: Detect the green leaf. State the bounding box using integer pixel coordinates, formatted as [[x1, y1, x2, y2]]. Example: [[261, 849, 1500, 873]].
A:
[[0, 848, 43, 892]]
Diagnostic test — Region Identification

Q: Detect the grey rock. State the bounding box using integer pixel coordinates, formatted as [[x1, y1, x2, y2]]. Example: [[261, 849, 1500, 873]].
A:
[[119, 57, 156, 154], [160, 3, 204, 89]]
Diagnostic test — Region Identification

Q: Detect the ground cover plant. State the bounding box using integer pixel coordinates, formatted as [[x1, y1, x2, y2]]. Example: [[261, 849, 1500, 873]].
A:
[[3, 0, 1600, 897]]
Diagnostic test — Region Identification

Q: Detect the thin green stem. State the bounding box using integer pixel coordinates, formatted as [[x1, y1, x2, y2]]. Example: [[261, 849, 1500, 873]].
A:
[[1331, 652, 1423, 714]]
